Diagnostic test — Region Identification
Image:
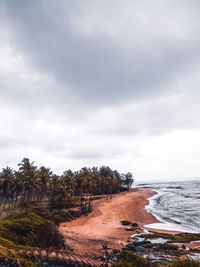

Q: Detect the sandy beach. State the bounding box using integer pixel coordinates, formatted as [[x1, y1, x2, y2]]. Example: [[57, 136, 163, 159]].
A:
[[59, 189, 159, 257]]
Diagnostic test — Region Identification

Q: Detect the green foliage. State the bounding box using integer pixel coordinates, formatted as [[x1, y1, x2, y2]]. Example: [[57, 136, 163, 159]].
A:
[[165, 258, 200, 267], [141, 232, 200, 243], [33, 206, 81, 224], [112, 251, 200, 267], [0, 158, 134, 215], [141, 232, 173, 240], [112, 251, 154, 267], [171, 233, 200, 243], [0, 244, 37, 267], [0, 212, 64, 248]]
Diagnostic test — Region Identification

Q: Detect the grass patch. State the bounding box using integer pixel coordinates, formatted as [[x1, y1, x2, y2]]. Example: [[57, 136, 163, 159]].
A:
[[141, 232, 200, 243], [165, 257, 200, 267], [112, 251, 200, 267]]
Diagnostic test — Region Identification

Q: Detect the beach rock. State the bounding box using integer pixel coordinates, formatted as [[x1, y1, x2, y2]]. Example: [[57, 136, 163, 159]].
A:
[[143, 242, 153, 248], [122, 247, 129, 251], [112, 249, 120, 255], [152, 258, 172, 264], [0, 258, 20, 267], [125, 228, 133, 231], [153, 244, 169, 251], [152, 243, 178, 252], [131, 223, 139, 227], [148, 253, 173, 264], [134, 246, 149, 254], [132, 240, 150, 246]]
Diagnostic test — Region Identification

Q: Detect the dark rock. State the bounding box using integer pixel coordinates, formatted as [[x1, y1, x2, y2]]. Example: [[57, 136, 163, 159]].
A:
[[151, 258, 172, 264], [153, 244, 168, 251], [131, 223, 139, 227], [125, 244, 135, 251], [125, 228, 133, 231], [143, 242, 153, 248], [0, 258, 20, 267], [122, 248, 129, 251], [132, 240, 150, 246], [112, 249, 120, 254], [134, 246, 149, 254], [152, 243, 178, 251]]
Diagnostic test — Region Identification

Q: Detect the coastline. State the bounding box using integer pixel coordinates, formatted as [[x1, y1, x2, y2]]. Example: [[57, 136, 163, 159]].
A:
[[59, 188, 160, 257]]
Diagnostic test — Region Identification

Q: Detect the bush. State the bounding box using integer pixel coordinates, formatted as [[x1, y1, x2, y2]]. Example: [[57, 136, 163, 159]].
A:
[[112, 251, 200, 267], [0, 244, 37, 267], [0, 213, 65, 248], [165, 258, 200, 267], [32, 207, 81, 224], [112, 251, 154, 267], [51, 210, 81, 224], [35, 221, 65, 248]]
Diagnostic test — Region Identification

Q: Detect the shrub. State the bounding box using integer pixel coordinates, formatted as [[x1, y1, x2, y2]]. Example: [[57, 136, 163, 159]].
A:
[[112, 251, 154, 267], [32, 207, 81, 224], [165, 258, 200, 267], [0, 213, 65, 248]]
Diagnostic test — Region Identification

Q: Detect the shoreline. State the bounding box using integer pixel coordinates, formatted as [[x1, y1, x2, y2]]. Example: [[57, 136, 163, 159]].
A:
[[59, 188, 200, 258], [59, 188, 162, 257]]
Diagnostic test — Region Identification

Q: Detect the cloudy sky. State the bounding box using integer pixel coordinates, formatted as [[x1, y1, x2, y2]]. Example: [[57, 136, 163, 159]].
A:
[[1, 0, 200, 181]]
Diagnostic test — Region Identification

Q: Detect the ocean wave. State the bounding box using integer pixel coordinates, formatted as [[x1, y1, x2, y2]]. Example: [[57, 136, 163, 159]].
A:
[[143, 180, 200, 233]]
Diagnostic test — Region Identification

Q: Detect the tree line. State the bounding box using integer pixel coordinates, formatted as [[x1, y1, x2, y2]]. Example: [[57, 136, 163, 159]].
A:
[[0, 158, 134, 214]]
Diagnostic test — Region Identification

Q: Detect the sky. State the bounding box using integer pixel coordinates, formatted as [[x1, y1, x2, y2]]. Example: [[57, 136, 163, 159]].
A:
[[0, 0, 200, 181]]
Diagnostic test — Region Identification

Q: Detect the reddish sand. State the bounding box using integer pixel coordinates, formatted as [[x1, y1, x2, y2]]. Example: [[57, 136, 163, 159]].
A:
[[59, 189, 158, 257]]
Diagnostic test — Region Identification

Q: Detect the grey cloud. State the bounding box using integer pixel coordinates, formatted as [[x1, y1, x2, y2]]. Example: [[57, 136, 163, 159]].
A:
[[1, 0, 198, 107], [1, 1, 200, 178]]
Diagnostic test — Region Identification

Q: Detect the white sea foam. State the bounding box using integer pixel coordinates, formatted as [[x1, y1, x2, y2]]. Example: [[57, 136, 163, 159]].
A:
[[136, 180, 200, 233], [144, 222, 197, 233]]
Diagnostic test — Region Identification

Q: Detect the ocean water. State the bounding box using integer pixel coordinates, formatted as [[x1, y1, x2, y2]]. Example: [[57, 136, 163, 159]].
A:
[[136, 180, 200, 233]]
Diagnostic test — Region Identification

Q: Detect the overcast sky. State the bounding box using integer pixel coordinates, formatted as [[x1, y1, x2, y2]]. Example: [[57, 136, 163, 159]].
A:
[[1, 0, 200, 181]]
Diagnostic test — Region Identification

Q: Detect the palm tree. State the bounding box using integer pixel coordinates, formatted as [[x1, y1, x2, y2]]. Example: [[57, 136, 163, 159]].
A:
[[12, 171, 23, 211], [106, 175, 114, 199], [0, 167, 15, 213], [37, 166, 52, 206], [18, 158, 38, 210], [53, 180, 71, 209], [81, 168, 96, 214]]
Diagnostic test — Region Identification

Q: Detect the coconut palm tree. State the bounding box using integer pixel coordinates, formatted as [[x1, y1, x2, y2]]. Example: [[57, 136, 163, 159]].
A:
[[81, 168, 96, 214], [37, 166, 52, 206], [0, 167, 15, 213], [18, 158, 38, 210], [53, 180, 71, 209]]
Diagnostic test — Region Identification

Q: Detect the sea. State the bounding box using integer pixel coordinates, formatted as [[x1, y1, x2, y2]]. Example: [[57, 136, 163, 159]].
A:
[[136, 180, 200, 233]]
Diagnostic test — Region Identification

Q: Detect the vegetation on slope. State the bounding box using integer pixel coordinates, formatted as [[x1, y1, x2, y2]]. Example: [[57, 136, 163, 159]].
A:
[[112, 251, 200, 267], [0, 158, 134, 266], [141, 232, 200, 243], [112, 250, 153, 267], [0, 212, 64, 248]]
